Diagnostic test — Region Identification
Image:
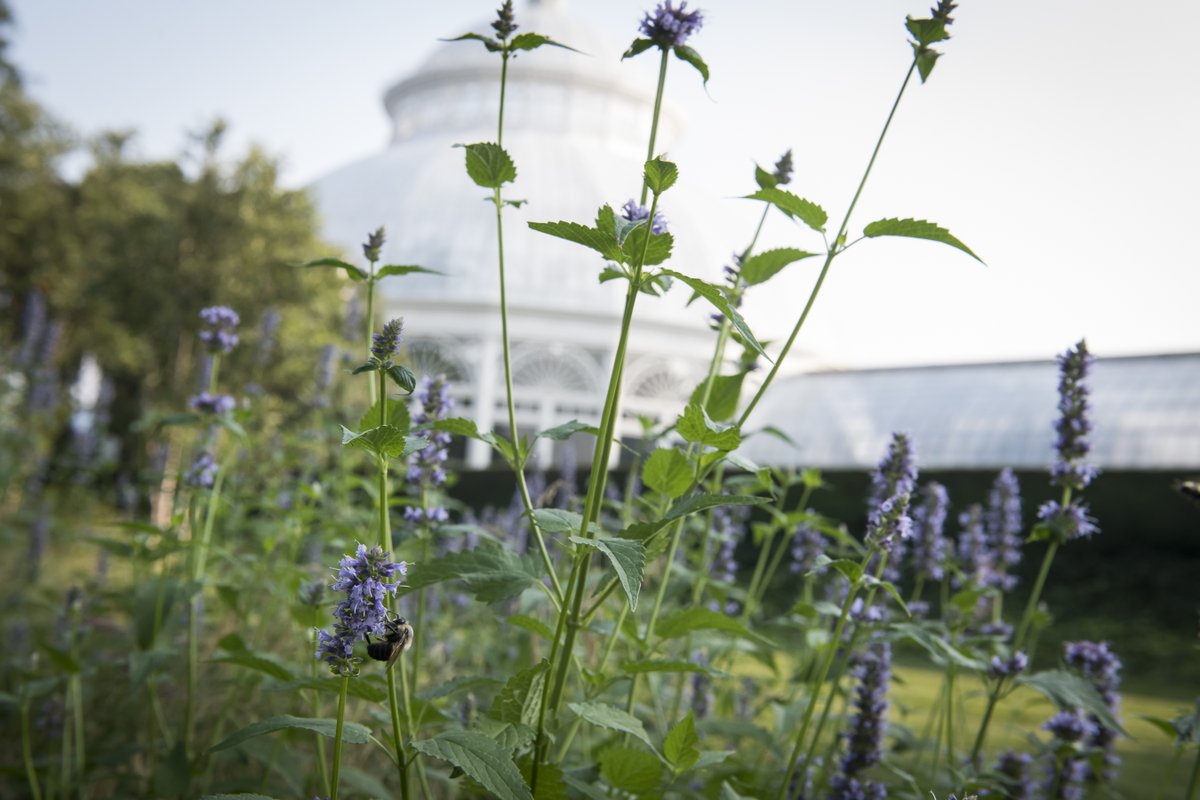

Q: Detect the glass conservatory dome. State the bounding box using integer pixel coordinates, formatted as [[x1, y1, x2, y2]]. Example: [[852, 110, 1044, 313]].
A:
[[312, 0, 717, 468]]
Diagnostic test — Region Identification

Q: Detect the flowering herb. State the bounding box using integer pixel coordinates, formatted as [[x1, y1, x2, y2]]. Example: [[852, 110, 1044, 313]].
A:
[[184, 451, 217, 489], [404, 375, 454, 526], [865, 433, 917, 552], [189, 392, 235, 416], [638, 1, 704, 49], [314, 544, 406, 677], [829, 642, 891, 800], [985, 468, 1023, 590], [1064, 640, 1122, 782], [909, 481, 950, 582], [620, 198, 669, 235], [352, 318, 416, 394], [198, 305, 240, 354]]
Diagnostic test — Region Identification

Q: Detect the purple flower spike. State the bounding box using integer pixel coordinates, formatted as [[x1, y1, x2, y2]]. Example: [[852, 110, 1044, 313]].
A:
[[639, 1, 704, 48], [1051, 340, 1097, 491], [620, 199, 668, 235], [314, 543, 406, 676], [829, 642, 890, 800], [865, 433, 918, 552], [198, 306, 240, 354], [371, 318, 404, 364]]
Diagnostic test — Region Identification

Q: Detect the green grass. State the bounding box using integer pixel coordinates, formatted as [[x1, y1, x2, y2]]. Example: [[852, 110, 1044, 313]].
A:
[[889, 664, 1193, 799]]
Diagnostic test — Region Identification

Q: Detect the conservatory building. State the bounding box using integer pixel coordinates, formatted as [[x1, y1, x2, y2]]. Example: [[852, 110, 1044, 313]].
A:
[[311, 0, 740, 469]]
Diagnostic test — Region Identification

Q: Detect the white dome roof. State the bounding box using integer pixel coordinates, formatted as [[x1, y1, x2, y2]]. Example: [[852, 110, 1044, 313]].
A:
[[311, 0, 708, 328]]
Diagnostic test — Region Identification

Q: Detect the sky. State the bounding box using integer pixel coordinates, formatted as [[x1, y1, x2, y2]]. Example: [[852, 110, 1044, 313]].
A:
[[9, 0, 1200, 369]]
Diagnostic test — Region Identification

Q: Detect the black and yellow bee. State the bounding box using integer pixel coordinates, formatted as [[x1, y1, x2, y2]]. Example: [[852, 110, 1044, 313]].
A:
[[1174, 479, 1200, 511], [366, 615, 414, 670]]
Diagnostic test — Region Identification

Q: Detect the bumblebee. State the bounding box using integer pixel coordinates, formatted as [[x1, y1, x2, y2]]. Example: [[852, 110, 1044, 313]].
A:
[[366, 615, 414, 670]]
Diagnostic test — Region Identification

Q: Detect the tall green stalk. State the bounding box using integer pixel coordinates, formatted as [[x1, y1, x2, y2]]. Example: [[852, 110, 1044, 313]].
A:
[[329, 677, 349, 800]]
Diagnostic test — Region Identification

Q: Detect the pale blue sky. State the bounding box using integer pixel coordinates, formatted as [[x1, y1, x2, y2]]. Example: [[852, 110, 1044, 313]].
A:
[[10, 1, 1200, 368]]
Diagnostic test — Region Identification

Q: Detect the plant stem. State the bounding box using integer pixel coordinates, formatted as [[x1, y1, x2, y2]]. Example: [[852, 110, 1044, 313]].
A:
[[330, 677, 348, 800], [21, 692, 43, 800], [398, 655, 432, 797], [1185, 742, 1200, 800], [738, 59, 918, 430], [386, 670, 411, 800], [639, 49, 670, 206], [776, 552, 872, 799], [310, 622, 331, 797]]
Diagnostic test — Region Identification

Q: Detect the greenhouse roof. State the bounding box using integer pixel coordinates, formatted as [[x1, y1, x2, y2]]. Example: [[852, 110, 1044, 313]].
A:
[[743, 352, 1200, 471]]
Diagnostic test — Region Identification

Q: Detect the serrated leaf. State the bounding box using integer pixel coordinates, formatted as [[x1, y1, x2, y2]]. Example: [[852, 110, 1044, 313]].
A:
[[644, 158, 679, 195], [600, 746, 664, 795], [673, 44, 709, 85], [664, 711, 700, 771], [905, 16, 950, 47], [568, 701, 654, 749], [661, 270, 768, 361], [622, 37, 656, 60], [569, 536, 647, 611], [889, 624, 989, 671], [340, 425, 427, 459], [433, 416, 484, 439], [536, 419, 597, 441], [754, 164, 777, 191], [474, 717, 537, 752], [655, 607, 774, 647], [860, 575, 911, 618], [689, 373, 745, 422], [742, 188, 828, 233], [444, 32, 503, 52], [387, 364, 417, 394], [458, 142, 517, 188], [625, 226, 674, 267], [359, 398, 411, 434], [298, 257, 367, 282], [411, 730, 533, 800], [508, 32, 578, 53], [1017, 670, 1129, 736], [209, 715, 371, 754], [532, 508, 584, 534], [862, 217, 982, 262], [375, 264, 441, 279], [740, 247, 819, 286], [518, 759, 569, 800], [677, 403, 742, 451], [642, 448, 694, 499], [528, 219, 623, 263], [400, 546, 539, 604]]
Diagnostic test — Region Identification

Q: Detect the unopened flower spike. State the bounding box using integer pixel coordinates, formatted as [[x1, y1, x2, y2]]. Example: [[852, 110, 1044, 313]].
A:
[[772, 149, 794, 186], [492, 0, 517, 41], [370, 318, 403, 366], [362, 227, 385, 263], [906, 0, 958, 82]]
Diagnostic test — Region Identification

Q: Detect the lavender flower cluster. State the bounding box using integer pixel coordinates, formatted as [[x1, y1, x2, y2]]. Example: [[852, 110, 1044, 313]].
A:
[[314, 544, 405, 676], [620, 199, 668, 235], [708, 504, 746, 614], [789, 515, 828, 575], [829, 642, 890, 800], [638, 1, 703, 48], [198, 306, 240, 354], [405, 375, 454, 526], [985, 468, 1023, 590], [1037, 341, 1100, 541], [185, 451, 217, 489], [908, 481, 949, 581], [371, 318, 404, 366], [1064, 639, 1121, 782], [865, 432, 917, 552], [189, 391, 235, 416]]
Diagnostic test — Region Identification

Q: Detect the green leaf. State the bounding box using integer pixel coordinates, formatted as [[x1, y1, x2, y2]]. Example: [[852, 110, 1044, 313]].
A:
[[862, 217, 982, 262], [860, 575, 912, 618], [387, 364, 417, 394], [569, 536, 647, 611], [433, 416, 485, 439], [754, 164, 778, 191], [673, 44, 709, 85], [536, 419, 598, 441], [810, 554, 863, 583], [677, 403, 742, 451], [621, 659, 726, 677], [401, 546, 539, 603], [358, 398, 410, 434], [914, 44, 942, 83], [568, 701, 654, 749], [508, 32, 578, 53], [340, 425, 427, 459], [905, 17, 950, 47], [655, 607, 774, 647], [1017, 670, 1129, 736], [507, 614, 554, 641], [621, 493, 770, 540], [663, 711, 700, 771], [375, 264, 441, 279], [622, 38, 656, 59], [643, 158, 679, 195], [531, 508, 584, 535], [1138, 715, 1183, 742], [688, 373, 744, 422], [489, 659, 548, 728], [889, 623, 987, 671], [528, 218, 623, 263], [474, 717, 537, 752], [742, 188, 828, 233], [625, 226, 674, 267], [740, 247, 819, 286], [600, 746, 664, 795], [444, 32, 503, 52], [297, 257, 367, 282], [411, 730, 533, 800], [209, 715, 371, 754], [275, 676, 388, 703], [458, 142, 517, 188], [642, 447, 694, 499], [519, 759, 569, 800], [661, 270, 769, 361]]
